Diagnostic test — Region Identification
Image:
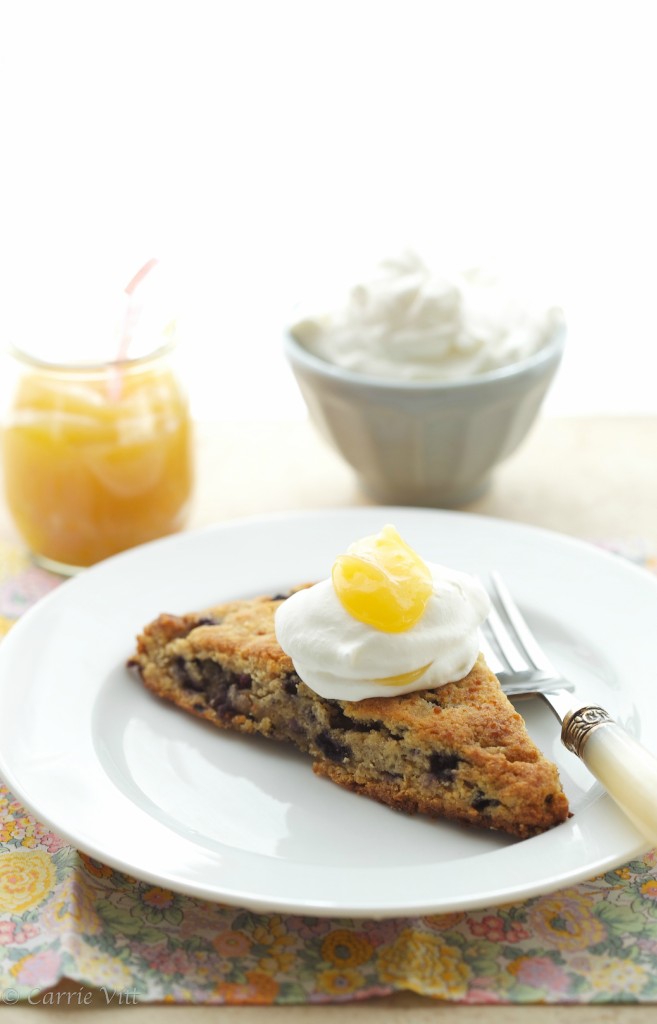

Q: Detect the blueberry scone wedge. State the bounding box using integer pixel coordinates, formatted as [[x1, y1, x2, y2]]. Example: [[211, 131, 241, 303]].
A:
[[129, 590, 570, 839]]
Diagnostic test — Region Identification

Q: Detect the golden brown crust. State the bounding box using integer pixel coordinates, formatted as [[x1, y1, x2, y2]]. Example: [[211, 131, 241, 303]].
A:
[[129, 590, 570, 839]]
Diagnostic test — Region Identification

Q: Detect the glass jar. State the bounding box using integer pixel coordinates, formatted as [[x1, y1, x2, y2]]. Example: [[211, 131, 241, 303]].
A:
[[1, 341, 194, 574]]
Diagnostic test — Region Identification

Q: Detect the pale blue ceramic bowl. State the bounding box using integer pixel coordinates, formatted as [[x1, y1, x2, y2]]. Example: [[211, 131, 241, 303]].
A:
[[284, 325, 566, 507]]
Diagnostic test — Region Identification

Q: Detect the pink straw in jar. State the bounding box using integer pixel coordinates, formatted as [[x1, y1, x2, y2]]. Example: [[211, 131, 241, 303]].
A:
[[108, 257, 159, 400]]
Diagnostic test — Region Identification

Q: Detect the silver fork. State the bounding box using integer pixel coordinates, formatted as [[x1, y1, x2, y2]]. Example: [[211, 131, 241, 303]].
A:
[[481, 571, 657, 847]]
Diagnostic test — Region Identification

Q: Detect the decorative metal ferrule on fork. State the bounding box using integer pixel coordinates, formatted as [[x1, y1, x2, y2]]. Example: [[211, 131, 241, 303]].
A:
[[561, 705, 614, 758]]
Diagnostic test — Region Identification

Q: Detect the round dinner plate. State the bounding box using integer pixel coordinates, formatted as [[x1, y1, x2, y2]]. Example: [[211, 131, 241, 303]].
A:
[[0, 507, 654, 918]]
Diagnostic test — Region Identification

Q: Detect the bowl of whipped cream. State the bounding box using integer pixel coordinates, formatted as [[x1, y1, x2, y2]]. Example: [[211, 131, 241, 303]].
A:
[[284, 251, 565, 507]]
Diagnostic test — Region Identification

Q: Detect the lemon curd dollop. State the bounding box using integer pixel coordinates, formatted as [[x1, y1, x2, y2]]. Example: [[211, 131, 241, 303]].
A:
[[274, 525, 491, 702], [332, 524, 434, 633]]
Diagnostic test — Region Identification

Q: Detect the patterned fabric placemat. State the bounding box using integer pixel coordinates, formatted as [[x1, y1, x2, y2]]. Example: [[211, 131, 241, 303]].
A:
[[2, 538, 657, 1006]]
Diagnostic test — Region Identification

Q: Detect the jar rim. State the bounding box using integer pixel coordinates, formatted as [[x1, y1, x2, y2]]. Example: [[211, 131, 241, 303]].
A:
[[7, 338, 176, 373]]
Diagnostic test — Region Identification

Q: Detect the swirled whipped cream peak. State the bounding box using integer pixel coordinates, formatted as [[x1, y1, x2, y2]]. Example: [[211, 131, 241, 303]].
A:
[[274, 525, 491, 701], [291, 250, 564, 381]]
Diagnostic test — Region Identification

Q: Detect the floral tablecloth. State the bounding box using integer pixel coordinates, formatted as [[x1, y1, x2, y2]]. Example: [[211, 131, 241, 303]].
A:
[[2, 538, 657, 1006]]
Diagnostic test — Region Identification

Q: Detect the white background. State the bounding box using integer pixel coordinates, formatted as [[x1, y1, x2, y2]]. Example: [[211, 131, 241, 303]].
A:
[[1, 0, 656, 420]]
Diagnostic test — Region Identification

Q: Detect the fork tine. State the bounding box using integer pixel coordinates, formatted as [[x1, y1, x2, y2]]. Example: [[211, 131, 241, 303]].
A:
[[485, 605, 529, 673], [478, 629, 504, 675], [476, 576, 527, 673], [489, 571, 556, 674]]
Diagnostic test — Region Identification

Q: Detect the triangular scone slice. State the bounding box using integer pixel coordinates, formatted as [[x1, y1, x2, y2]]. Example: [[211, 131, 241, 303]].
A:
[[129, 592, 570, 839]]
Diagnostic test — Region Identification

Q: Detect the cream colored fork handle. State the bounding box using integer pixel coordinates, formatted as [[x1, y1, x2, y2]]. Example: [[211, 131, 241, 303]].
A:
[[563, 707, 657, 847]]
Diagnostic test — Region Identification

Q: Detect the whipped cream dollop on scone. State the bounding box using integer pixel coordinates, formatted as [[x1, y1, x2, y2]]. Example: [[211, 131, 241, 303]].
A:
[[275, 525, 490, 700]]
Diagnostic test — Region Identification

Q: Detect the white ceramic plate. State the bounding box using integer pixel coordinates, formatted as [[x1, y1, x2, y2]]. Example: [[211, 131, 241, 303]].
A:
[[0, 508, 654, 918]]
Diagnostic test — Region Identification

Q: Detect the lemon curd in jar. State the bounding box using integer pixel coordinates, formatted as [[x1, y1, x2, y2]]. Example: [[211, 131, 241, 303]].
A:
[[2, 347, 193, 572]]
